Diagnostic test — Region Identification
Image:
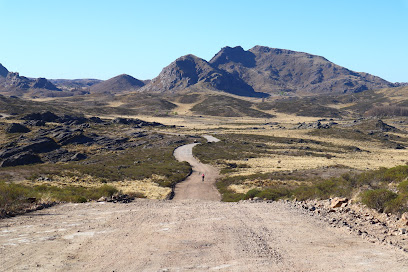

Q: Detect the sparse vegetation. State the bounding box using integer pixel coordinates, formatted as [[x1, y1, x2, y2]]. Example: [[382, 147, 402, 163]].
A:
[[214, 164, 408, 215], [0, 181, 120, 217], [191, 95, 273, 118]]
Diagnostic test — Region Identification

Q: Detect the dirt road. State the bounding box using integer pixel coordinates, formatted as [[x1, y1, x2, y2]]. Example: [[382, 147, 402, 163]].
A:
[[1, 200, 408, 271], [1, 135, 408, 271], [172, 135, 221, 201]]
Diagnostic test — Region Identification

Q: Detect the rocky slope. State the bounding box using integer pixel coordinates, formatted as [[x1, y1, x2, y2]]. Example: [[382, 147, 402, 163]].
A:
[[0, 63, 75, 97], [0, 63, 8, 78], [210, 46, 394, 94], [89, 74, 145, 94], [140, 54, 268, 97]]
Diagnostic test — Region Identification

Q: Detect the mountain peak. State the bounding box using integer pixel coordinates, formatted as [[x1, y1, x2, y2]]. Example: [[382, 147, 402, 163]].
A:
[[0, 63, 9, 78], [89, 74, 145, 94], [210, 46, 255, 68]]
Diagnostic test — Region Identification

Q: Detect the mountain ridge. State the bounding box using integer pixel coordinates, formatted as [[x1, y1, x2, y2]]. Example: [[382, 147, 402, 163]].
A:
[[209, 45, 393, 94]]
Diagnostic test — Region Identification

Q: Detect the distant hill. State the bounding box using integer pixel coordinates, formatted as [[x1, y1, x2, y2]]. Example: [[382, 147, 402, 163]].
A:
[[209, 46, 394, 95], [140, 54, 267, 97], [89, 74, 145, 94], [50, 78, 102, 90], [0, 63, 88, 98]]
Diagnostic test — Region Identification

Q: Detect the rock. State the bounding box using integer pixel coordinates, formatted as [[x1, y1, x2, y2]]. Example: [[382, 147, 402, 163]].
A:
[[400, 213, 408, 226], [89, 117, 104, 123], [6, 123, 30, 133], [50, 128, 93, 145], [70, 153, 87, 161], [26, 137, 60, 153], [0, 152, 42, 167], [22, 111, 59, 122], [330, 197, 348, 208], [376, 120, 397, 132], [24, 120, 46, 126]]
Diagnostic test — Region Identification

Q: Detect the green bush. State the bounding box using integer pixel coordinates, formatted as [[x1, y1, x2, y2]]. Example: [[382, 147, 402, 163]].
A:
[[245, 189, 262, 199], [398, 179, 408, 195], [384, 195, 408, 214], [360, 189, 398, 212]]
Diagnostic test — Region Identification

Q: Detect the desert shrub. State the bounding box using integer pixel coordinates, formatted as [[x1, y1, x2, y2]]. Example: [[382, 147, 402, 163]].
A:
[[398, 179, 408, 195], [360, 189, 398, 212], [245, 189, 262, 199], [257, 187, 291, 200], [216, 179, 245, 202], [384, 195, 408, 214], [0, 181, 36, 210]]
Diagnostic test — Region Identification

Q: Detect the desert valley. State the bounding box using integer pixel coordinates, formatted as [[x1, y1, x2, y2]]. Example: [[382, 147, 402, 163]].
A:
[[1, 45, 408, 271]]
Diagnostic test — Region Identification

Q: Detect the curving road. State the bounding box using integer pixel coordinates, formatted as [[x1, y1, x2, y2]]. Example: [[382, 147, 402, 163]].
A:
[[172, 135, 221, 201]]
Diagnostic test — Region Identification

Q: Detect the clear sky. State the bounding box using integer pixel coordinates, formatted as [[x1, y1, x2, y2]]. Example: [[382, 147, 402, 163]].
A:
[[0, 0, 407, 82]]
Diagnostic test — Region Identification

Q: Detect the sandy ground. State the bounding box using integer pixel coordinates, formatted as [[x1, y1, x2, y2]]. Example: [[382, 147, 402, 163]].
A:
[[1, 200, 408, 272]]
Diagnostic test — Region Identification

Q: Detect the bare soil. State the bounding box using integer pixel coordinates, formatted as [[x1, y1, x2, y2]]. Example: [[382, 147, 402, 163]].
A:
[[1, 200, 408, 271]]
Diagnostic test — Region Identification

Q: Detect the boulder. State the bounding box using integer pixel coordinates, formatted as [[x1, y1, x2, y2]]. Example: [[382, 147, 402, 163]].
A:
[[401, 212, 408, 226], [6, 123, 30, 133], [24, 137, 59, 153], [330, 197, 348, 208], [0, 152, 42, 167], [70, 153, 87, 161]]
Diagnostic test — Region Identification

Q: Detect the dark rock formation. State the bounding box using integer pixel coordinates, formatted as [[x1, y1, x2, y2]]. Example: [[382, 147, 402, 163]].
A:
[[6, 123, 31, 133], [22, 111, 59, 122], [0, 152, 42, 167], [376, 120, 398, 132], [111, 117, 165, 127]]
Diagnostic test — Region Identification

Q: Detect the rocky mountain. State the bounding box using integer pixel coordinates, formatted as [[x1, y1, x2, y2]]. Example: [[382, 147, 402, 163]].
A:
[[0, 63, 8, 78], [140, 54, 267, 97], [0, 63, 61, 95], [209, 46, 394, 94], [0, 63, 89, 98], [89, 74, 145, 94]]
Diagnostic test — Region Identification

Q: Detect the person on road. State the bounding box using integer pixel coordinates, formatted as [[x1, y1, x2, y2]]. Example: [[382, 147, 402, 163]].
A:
[[202, 173, 205, 182]]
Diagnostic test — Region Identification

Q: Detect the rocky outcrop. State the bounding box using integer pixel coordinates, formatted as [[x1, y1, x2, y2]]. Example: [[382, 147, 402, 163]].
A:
[[209, 45, 394, 95], [6, 123, 31, 133], [376, 120, 398, 132], [0, 152, 42, 167], [140, 54, 268, 97], [293, 121, 336, 129], [1, 72, 62, 93], [90, 74, 145, 94], [32, 78, 60, 90]]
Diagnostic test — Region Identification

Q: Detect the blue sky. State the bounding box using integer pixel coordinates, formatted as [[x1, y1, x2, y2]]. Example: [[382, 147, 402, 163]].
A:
[[0, 0, 407, 82]]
